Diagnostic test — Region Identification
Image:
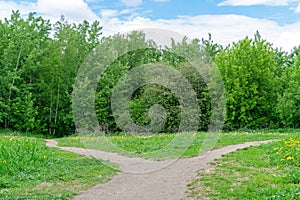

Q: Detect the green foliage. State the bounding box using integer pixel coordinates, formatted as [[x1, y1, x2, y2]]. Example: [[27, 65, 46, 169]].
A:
[[2, 10, 300, 135], [0, 11, 51, 130], [11, 91, 39, 133], [276, 47, 300, 128], [215, 33, 278, 129], [201, 33, 223, 61], [93, 35, 211, 133], [0, 11, 102, 136]]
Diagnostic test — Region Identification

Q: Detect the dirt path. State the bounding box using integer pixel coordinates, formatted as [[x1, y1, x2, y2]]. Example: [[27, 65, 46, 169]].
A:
[[45, 139, 273, 200]]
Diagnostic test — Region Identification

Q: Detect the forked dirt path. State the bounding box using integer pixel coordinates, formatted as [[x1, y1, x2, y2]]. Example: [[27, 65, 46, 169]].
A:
[[45, 139, 273, 200]]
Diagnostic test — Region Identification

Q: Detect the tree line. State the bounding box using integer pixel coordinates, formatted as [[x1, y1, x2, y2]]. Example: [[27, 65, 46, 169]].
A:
[[1, 11, 300, 136]]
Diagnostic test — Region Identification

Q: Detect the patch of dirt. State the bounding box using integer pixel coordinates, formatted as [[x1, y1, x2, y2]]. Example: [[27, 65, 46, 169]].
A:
[[45, 139, 272, 200], [37, 182, 53, 188]]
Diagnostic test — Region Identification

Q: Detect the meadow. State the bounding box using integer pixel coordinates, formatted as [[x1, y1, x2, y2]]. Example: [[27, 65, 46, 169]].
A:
[[56, 131, 297, 159], [0, 131, 117, 199], [1, 10, 300, 200], [187, 136, 300, 199], [1, 130, 299, 199], [57, 131, 300, 199]]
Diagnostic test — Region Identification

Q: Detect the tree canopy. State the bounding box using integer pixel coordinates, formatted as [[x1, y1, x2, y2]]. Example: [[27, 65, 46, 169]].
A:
[[1, 11, 300, 136]]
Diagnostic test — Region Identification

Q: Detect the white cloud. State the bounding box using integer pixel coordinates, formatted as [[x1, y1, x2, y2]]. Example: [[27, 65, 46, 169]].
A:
[[1, 1, 300, 51], [100, 9, 119, 19], [0, 0, 99, 24], [294, 2, 300, 12], [121, 0, 143, 7], [37, 0, 99, 22], [0, 1, 36, 18], [100, 14, 300, 51], [218, 0, 293, 7], [217, 0, 300, 23]]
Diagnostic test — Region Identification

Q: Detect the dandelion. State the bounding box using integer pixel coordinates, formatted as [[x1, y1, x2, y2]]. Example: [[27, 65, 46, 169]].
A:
[[287, 156, 294, 161], [283, 154, 290, 158]]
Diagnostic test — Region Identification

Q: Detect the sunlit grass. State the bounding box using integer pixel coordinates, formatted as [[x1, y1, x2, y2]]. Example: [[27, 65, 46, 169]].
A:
[[0, 135, 118, 199], [56, 131, 299, 159], [187, 136, 300, 199]]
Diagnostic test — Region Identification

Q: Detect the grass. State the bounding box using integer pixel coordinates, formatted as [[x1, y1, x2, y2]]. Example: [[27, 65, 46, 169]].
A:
[[186, 136, 300, 199], [0, 134, 118, 199], [56, 131, 300, 159], [1, 130, 299, 199]]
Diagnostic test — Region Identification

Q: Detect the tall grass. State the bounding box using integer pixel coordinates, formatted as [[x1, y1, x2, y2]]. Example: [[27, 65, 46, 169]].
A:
[[0, 136, 54, 188], [0, 135, 117, 199]]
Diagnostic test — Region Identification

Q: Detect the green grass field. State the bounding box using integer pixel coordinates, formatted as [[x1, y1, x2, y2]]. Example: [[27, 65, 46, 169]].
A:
[[0, 133, 118, 199], [2, 130, 300, 199], [56, 131, 300, 199], [56, 131, 299, 159], [187, 137, 300, 199]]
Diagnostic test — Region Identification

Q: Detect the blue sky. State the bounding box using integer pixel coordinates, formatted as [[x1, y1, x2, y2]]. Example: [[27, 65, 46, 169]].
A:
[[88, 0, 300, 25], [1, 0, 300, 51]]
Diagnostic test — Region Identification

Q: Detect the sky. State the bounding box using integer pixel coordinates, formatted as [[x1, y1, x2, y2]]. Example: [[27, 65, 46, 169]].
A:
[[1, 0, 300, 51]]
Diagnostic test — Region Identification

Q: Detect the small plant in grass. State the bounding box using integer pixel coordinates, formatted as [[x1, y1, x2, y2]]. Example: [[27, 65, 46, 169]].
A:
[[271, 138, 300, 166], [270, 137, 300, 184], [0, 136, 54, 188]]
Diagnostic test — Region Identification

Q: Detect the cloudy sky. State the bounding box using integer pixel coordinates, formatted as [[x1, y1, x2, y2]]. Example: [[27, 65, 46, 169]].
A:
[[1, 0, 300, 51]]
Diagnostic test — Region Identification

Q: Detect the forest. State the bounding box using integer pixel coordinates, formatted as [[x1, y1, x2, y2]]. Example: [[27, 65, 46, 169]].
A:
[[1, 11, 300, 137]]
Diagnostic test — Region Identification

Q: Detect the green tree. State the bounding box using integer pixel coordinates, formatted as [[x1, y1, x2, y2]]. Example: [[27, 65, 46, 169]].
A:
[[0, 11, 51, 130], [215, 33, 277, 129], [202, 33, 222, 61], [276, 46, 300, 127], [93, 33, 211, 133], [35, 17, 102, 136], [11, 91, 39, 133], [0, 11, 102, 136]]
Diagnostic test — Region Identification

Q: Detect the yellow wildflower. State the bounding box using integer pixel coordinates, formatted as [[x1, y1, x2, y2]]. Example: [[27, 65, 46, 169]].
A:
[[286, 156, 294, 161]]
